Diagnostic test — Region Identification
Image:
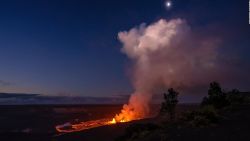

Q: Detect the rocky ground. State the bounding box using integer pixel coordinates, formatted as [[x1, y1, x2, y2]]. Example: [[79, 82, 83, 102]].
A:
[[54, 105, 250, 141], [1, 104, 249, 141]]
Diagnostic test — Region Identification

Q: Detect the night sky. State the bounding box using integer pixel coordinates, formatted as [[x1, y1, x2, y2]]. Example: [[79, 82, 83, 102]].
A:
[[0, 0, 249, 104]]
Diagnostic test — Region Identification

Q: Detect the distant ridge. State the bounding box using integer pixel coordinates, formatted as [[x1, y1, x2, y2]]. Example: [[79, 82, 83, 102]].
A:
[[0, 93, 40, 98], [0, 93, 128, 105]]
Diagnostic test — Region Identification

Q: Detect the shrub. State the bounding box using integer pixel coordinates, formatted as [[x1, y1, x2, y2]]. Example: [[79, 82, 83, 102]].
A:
[[115, 123, 159, 141], [182, 105, 220, 127], [226, 89, 246, 105]]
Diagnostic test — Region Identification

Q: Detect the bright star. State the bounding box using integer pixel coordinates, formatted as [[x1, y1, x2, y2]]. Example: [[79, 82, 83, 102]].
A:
[[165, 1, 172, 9]]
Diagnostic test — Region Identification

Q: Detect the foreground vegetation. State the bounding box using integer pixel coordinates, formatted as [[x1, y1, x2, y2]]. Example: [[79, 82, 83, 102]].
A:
[[116, 82, 250, 141]]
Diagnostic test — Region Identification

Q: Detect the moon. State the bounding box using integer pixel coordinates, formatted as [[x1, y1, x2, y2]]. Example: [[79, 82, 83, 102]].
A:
[[165, 1, 172, 9]]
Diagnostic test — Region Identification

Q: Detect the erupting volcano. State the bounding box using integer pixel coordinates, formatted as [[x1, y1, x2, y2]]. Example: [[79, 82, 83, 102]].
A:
[[56, 18, 222, 133]]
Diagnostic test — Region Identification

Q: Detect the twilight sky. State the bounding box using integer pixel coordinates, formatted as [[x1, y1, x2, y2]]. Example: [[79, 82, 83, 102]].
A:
[[0, 0, 249, 103]]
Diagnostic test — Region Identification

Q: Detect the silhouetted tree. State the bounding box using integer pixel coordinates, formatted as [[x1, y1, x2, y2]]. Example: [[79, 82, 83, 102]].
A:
[[201, 82, 229, 108], [160, 88, 179, 120], [208, 82, 222, 98], [226, 89, 246, 105]]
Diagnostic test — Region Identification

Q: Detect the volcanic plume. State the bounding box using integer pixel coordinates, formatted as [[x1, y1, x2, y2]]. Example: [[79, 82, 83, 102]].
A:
[[114, 18, 221, 122]]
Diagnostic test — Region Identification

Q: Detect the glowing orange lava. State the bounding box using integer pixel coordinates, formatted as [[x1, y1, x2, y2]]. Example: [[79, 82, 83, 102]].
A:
[[108, 117, 128, 124], [55, 104, 139, 133], [109, 118, 116, 124], [55, 117, 132, 133]]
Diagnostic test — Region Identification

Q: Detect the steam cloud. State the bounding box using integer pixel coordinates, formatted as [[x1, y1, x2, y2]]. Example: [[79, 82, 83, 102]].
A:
[[115, 18, 222, 121]]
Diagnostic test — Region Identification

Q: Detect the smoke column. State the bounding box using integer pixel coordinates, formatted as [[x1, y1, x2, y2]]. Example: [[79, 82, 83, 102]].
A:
[[115, 18, 221, 121]]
